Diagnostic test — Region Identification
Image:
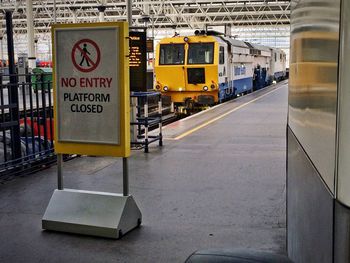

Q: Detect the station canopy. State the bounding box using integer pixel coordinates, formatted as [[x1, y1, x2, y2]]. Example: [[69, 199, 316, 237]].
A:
[[0, 0, 290, 56]]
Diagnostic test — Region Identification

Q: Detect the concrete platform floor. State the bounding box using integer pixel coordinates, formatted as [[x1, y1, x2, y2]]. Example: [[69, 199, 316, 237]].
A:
[[0, 82, 288, 263]]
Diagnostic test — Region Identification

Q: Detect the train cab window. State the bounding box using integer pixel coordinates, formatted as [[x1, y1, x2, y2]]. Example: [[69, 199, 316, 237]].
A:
[[188, 43, 214, 64], [159, 44, 185, 65], [219, 46, 225, 64]]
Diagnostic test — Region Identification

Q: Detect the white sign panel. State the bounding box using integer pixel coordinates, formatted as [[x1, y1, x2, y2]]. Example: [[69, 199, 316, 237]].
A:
[[55, 27, 120, 145]]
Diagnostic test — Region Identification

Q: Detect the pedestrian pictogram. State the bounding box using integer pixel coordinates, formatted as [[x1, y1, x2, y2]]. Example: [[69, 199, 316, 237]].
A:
[[71, 39, 101, 73], [80, 44, 91, 67]]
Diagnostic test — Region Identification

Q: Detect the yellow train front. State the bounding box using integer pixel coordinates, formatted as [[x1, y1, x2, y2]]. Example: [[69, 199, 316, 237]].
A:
[[154, 35, 220, 110]]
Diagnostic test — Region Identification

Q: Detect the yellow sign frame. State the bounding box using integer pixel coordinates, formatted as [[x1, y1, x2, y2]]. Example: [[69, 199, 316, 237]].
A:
[[52, 22, 130, 157]]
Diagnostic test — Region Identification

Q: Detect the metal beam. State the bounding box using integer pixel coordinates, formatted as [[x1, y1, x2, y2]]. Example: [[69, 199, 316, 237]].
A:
[[0, 0, 291, 57]]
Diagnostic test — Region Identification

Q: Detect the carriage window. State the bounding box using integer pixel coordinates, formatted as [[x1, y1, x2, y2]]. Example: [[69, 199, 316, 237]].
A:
[[219, 46, 225, 64], [275, 53, 277, 62], [235, 65, 246, 75], [234, 66, 241, 76], [241, 65, 246, 75], [159, 44, 185, 65], [188, 43, 214, 64]]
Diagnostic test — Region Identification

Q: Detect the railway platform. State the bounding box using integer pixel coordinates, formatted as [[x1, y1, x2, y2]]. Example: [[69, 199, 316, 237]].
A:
[[0, 81, 288, 263]]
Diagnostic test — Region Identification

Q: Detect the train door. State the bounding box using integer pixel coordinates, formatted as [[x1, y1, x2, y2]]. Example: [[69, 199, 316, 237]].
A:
[[226, 45, 233, 92], [273, 50, 278, 81], [269, 49, 275, 82], [253, 64, 263, 90], [218, 43, 229, 101]]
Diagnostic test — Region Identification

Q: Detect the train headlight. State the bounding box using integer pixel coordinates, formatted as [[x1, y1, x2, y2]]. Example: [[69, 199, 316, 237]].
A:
[[210, 84, 216, 90], [155, 85, 161, 90], [184, 37, 189, 42], [163, 86, 169, 91], [203, 86, 208, 91], [179, 87, 183, 92]]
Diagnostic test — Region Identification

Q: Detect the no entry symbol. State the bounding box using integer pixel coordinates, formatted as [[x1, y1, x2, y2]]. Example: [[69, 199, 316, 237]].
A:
[[71, 39, 101, 73]]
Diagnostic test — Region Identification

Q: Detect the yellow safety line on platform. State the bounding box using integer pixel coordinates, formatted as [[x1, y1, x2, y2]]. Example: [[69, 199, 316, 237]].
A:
[[171, 85, 285, 141]]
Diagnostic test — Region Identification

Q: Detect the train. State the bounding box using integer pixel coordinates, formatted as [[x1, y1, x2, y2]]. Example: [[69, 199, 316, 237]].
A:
[[154, 30, 287, 111]]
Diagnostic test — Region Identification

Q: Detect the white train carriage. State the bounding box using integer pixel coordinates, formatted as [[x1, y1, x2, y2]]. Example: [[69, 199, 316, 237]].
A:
[[270, 48, 287, 81], [245, 43, 272, 90], [217, 37, 254, 101], [225, 38, 254, 96]]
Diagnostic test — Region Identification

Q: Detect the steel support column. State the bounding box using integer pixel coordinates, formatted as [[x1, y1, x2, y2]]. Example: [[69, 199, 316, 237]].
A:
[[26, 0, 36, 69], [54, 0, 57, 23], [97, 6, 106, 22], [127, 0, 132, 26], [0, 36, 4, 62]]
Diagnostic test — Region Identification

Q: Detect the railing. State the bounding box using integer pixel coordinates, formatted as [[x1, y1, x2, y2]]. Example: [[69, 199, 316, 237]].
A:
[[130, 91, 163, 153], [0, 71, 56, 181], [0, 71, 171, 180]]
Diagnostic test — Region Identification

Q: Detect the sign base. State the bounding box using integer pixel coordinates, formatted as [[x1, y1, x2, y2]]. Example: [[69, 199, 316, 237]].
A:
[[42, 189, 142, 239]]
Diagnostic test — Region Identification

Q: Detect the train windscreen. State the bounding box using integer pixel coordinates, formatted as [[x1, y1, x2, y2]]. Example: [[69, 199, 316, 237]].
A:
[[188, 43, 214, 64], [159, 44, 185, 65]]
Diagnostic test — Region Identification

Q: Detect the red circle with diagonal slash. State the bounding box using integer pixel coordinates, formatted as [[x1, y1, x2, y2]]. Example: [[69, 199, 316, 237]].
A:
[[71, 39, 101, 73]]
